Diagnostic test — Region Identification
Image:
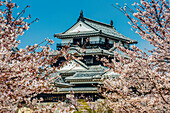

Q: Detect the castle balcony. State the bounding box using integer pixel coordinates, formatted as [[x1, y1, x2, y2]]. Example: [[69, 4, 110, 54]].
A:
[[56, 41, 113, 50]]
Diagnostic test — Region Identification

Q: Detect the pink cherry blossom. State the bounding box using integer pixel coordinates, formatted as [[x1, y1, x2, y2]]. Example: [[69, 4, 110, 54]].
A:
[[101, 0, 170, 112], [0, 0, 74, 112]]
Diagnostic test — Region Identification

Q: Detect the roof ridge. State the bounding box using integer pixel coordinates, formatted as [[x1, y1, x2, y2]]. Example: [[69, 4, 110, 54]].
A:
[[83, 17, 114, 28], [82, 20, 99, 31]]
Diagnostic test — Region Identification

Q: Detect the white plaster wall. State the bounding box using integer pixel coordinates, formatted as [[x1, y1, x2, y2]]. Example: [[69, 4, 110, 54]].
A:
[[62, 38, 73, 44], [90, 36, 100, 42], [71, 25, 91, 33]]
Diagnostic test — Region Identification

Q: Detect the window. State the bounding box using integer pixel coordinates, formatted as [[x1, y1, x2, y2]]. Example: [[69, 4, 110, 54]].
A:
[[73, 38, 81, 45], [83, 37, 87, 44], [99, 37, 102, 42], [86, 58, 93, 64], [105, 38, 109, 44], [85, 56, 93, 64]]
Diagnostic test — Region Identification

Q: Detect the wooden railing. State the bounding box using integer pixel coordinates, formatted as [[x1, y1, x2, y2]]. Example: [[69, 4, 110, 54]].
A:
[[56, 41, 114, 50]]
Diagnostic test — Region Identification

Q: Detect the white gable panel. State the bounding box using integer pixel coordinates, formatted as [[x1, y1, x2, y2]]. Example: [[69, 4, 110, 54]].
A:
[[60, 60, 86, 71], [66, 21, 95, 33]]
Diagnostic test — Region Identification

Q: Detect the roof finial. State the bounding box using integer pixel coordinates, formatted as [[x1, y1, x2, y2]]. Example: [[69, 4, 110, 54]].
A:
[[80, 10, 83, 18], [110, 20, 113, 26], [77, 10, 84, 22]]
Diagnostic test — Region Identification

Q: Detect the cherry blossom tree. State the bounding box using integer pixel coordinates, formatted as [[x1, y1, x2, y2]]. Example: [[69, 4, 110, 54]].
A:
[[0, 0, 73, 112], [101, 0, 169, 112]]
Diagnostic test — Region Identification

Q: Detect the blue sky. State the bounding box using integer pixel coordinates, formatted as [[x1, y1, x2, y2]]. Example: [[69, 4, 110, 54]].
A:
[[12, 0, 152, 51]]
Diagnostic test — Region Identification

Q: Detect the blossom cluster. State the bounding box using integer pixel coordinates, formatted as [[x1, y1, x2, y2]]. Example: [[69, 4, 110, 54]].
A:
[[101, 0, 169, 112], [0, 0, 73, 112]]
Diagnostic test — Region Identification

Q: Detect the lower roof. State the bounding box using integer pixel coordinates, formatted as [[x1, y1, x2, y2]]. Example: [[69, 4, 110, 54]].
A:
[[55, 31, 137, 44], [59, 87, 98, 92]]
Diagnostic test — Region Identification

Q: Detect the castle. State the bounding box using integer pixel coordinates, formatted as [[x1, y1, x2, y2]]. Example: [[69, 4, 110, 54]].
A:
[[39, 11, 137, 102]]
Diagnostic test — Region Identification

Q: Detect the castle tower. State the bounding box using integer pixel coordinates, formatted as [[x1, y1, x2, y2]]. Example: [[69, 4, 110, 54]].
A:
[[43, 11, 137, 102]]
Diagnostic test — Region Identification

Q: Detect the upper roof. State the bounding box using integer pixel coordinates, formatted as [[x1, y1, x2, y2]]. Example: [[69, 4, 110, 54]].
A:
[[54, 11, 137, 44]]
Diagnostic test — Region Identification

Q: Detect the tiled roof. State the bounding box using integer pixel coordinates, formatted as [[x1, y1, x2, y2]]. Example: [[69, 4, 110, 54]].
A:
[[83, 17, 137, 43], [74, 71, 104, 77], [54, 31, 100, 38], [59, 87, 98, 92], [52, 47, 115, 56], [65, 66, 106, 81], [70, 82, 101, 84], [54, 14, 137, 43]]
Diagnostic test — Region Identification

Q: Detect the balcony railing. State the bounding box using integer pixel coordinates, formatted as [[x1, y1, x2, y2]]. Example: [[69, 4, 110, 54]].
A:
[[56, 41, 114, 50]]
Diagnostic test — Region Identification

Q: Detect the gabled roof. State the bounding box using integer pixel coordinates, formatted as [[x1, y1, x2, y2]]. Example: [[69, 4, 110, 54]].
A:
[[57, 59, 88, 73], [54, 11, 137, 44]]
